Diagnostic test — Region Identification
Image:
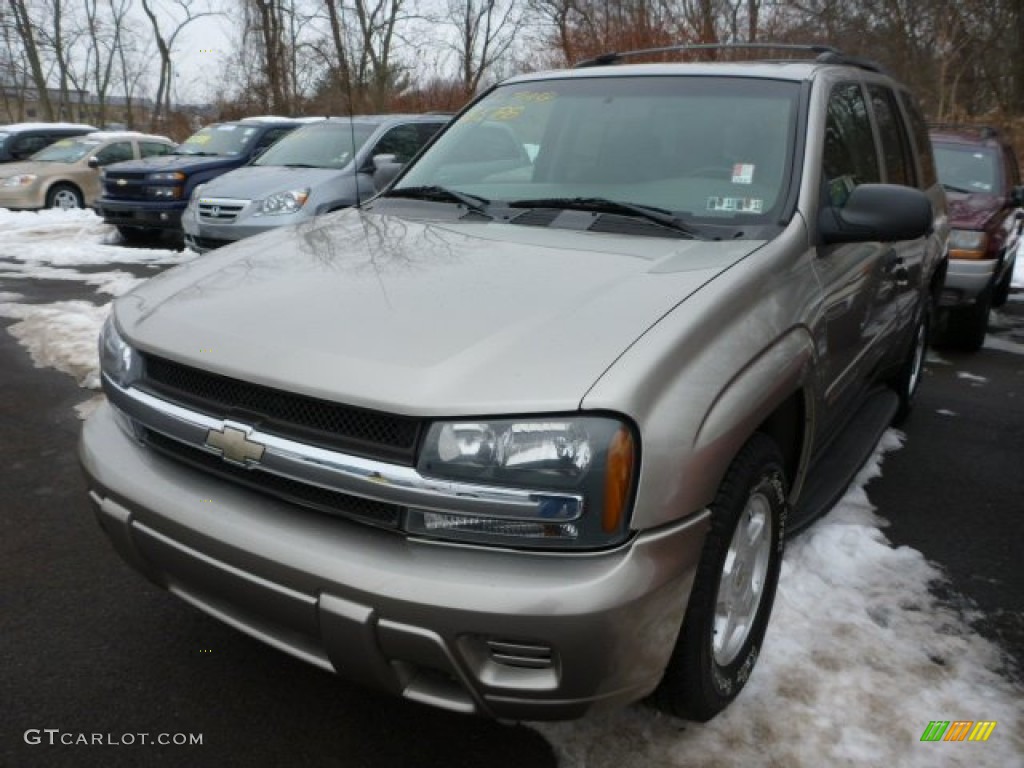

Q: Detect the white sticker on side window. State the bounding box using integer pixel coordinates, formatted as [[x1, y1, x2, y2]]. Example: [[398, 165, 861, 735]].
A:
[[732, 163, 755, 184], [707, 196, 764, 214]]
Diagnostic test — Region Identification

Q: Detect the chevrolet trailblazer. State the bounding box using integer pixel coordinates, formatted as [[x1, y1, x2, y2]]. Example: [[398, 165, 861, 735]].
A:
[[81, 45, 947, 722]]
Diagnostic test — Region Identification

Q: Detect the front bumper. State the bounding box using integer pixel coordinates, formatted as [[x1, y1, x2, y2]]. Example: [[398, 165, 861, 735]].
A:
[[94, 199, 185, 230], [940, 258, 998, 307], [80, 402, 708, 720], [0, 186, 44, 209], [183, 214, 309, 253]]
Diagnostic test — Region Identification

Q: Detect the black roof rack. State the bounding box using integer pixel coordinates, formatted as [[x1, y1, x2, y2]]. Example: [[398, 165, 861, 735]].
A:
[[573, 42, 887, 74], [928, 122, 1001, 140]]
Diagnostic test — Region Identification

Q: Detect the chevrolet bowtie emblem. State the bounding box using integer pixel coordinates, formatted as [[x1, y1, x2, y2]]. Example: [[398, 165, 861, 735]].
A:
[[116, 179, 127, 186], [205, 424, 265, 465]]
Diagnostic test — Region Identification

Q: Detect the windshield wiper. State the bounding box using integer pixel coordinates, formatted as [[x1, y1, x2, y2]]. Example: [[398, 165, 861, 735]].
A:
[[507, 197, 703, 238], [173, 150, 219, 157], [385, 185, 491, 216], [941, 182, 975, 195], [278, 163, 320, 168]]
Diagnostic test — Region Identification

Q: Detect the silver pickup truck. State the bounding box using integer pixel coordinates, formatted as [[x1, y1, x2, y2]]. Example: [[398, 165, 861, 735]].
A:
[[81, 45, 947, 723]]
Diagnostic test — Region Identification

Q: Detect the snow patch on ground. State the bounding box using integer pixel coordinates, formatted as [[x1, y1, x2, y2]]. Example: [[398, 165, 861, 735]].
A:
[[983, 335, 1024, 356], [74, 394, 106, 420], [935, 409, 958, 417], [0, 260, 145, 297], [955, 371, 988, 384], [532, 432, 1024, 768], [0, 291, 24, 302], [0, 208, 191, 267], [925, 351, 950, 365], [1014, 236, 1024, 289], [0, 300, 109, 388]]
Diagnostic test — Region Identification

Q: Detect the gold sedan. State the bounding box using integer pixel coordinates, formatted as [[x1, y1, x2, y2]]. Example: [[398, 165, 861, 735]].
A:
[[0, 131, 175, 210]]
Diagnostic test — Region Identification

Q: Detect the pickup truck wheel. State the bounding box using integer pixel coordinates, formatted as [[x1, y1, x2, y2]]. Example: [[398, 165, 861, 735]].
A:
[[992, 266, 1012, 308], [46, 184, 83, 210], [892, 302, 930, 425], [946, 287, 991, 353], [654, 433, 786, 721]]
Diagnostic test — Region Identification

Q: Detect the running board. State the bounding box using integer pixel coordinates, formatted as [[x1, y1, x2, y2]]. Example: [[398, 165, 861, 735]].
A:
[[790, 389, 899, 533]]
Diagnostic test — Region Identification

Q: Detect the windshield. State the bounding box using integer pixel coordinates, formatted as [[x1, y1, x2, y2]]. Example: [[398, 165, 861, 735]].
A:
[[31, 137, 100, 163], [175, 123, 259, 156], [397, 76, 800, 224], [256, 121, 375, 168], [933, 145, 999, 194]]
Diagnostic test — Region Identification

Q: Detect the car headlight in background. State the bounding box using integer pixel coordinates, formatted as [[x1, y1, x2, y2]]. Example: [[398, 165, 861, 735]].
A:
[[948, 229, 989, 260], [1, 174, 37, 187], [147, 171, 186, 181], [98, 314, 141, 389], [410, 416, 637, 549], [257, 188, 309, 215]]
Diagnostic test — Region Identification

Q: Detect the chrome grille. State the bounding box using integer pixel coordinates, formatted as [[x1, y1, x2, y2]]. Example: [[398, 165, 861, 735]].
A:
[[138, 353, 423, 465], [198, 198, 247, 223]]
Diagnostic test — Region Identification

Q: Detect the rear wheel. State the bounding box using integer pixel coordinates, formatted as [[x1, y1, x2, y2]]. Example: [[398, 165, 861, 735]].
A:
[[944, 287, 991, 353], [654, 433, 787, 721], [46, 184, 83, 210]]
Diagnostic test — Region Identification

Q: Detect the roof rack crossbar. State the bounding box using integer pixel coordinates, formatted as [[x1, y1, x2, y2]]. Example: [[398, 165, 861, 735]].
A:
[[573, 42, 883, 74]]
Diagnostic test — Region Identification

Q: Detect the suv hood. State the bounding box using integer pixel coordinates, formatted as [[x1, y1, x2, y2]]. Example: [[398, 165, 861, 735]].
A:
[[117, 210, 762, 415], [946, 190, 1003, 230], [106, 154, 240, 175], [200, 165, 350, 199]]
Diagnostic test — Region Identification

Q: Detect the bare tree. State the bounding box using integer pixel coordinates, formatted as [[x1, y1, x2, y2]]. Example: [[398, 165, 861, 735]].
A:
[[7, 0, 53, 120], [443, 0, 524, 97]]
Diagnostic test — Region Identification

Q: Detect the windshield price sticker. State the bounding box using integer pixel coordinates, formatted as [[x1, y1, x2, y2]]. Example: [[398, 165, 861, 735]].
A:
[[185, 134, 212, 145], [707, 196, 764, 214], [216, 125, 237, 131], [732, 163, 755, 184]]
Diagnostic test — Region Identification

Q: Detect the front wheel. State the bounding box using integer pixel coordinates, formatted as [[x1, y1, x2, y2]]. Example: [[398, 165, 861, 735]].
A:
[[46, 184, 83, 210], [654, 433, 787, 721], [891, 301, 931, 425]]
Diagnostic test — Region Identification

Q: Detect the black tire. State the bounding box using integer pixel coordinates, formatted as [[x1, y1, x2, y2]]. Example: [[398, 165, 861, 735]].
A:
[[654, 433, 787, 721], [46, 183, 83, 210], [945, 287, 991, 353], [891, 301, 931, 425], [992, 265, 1012, 308]]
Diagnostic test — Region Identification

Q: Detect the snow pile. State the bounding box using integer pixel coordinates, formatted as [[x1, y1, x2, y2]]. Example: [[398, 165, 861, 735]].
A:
[[532, 432, 1023, 768], [0, 299, 109, 389], [0, 208, 193, 267], [0, 260, 145, 296]]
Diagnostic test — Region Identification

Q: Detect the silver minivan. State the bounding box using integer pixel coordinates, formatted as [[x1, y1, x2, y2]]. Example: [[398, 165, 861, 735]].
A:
[[182, 115, 448, 252]]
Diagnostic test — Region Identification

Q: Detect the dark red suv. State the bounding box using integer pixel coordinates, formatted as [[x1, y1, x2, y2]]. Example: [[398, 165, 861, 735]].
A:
[[930, 125, 1024, 350]]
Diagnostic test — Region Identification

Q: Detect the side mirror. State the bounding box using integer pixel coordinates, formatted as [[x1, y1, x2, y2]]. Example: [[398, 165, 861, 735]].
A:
[[87, 156, 99, 169], [372, 153, 404, 192], [818, 184, 932, 245], [1008, 185, 1024, 208]]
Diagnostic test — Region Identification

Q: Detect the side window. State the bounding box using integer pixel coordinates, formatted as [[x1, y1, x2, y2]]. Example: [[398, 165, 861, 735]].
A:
[[823, 82, 880, 207], [867, 85, 914, 187], [897, 91, 937, 189], [416, 122, 445, 147], [253, 127, 292, 154], [94, 142, 134, 166], [140, 141, 172, 158], [372, 125, 421, 163], [12, 134, 49, 159]]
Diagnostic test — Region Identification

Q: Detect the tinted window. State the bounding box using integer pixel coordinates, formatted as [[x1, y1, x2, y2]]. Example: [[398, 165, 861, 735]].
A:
[[95, 142, 134, 165], [823, 83, 880, 207], [868, 85, 914, 186], [253, 127, 294, 154], [33, 137, 100, 163], [140, 141, 173, 157], [372, 124, 428, 164], [11, 135, 49, 158], [897, 91, 937, 188]]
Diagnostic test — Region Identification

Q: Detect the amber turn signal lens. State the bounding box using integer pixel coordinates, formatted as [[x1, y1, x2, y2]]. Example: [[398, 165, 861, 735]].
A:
[[603, 427, 635, 533]]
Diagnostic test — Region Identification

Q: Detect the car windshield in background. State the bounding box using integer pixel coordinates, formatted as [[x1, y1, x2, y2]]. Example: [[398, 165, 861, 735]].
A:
[[31, 138, 100, 163], [396, 76, 800, 225], [255, 121, 375, 169], [933, 145, 999, 194], [175, 124, 259, 156]]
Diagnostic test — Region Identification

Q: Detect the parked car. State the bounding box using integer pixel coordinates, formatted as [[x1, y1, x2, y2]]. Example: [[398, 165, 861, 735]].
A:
[[182, 115, 448, 253], [94, 117, 308, 241], [0, 131, 175, 210], [0, 122, 98, 163], [930, 124, 1024, 350], [81, 45, 946, 722]]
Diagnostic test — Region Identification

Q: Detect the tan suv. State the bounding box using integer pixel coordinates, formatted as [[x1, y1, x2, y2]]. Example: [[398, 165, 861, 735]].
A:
[[0, 131, 175, 210], [81, 45, 946, 722]]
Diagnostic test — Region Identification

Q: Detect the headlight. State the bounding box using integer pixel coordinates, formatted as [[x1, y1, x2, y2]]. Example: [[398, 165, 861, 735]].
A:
[[145, 186, 183, 199], [1, 174, 37, 187], [147, 171, 186, 181], [98, 314, 141, 388], [410, 416, 637, 549], [258, 188, 309, 215], [948, 229, 988, 259]]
